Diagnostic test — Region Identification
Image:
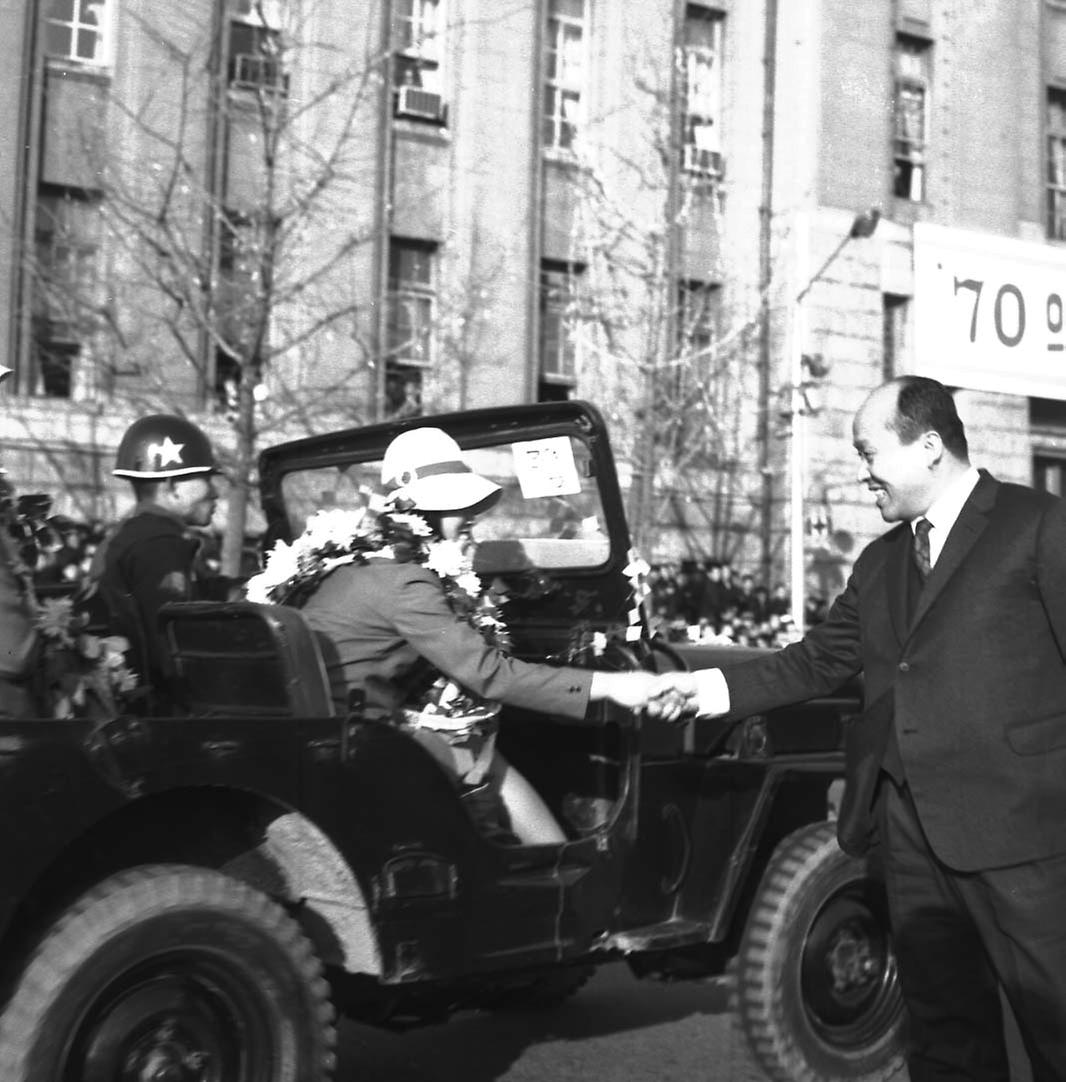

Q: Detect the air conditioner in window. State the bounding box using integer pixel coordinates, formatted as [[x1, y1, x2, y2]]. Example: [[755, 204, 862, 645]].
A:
[[681, 144, 724, 179], [231, 53, 288, 93], [395, 85, 447, 123]]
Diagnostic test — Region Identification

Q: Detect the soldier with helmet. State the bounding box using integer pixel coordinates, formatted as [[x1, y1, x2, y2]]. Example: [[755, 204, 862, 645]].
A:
[[83, 414, 221, 696], [0, 365, 36, 716]]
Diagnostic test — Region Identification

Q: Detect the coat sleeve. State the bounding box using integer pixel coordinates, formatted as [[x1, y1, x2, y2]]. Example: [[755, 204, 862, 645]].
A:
[[387, 566, 594, 720], [1036, 494, 1066, 663], [724, 569, 865, 719]]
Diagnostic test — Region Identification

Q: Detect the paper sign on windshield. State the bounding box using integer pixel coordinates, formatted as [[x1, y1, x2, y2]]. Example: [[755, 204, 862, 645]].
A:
[[512, 437, 582, 499]]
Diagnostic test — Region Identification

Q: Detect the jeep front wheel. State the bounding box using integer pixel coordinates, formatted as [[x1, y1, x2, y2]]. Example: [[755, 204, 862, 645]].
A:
[[0, 864, 336, 1082], [736, 821, 906, 1082]]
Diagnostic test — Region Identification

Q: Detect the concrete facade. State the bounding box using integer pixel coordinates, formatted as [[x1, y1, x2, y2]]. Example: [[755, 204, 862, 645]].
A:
[[1, 1, 1065, 593]]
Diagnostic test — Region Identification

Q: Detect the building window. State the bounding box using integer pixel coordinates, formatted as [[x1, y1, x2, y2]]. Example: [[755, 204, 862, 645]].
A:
[[882, 293, 908, 380], [386, 238, 436, 416], [1035, 454, 1066, 495], [893, 35, 930, 202], [543, 0, 585, 152], [673, 280, 720, 401], [44, 0, 112, 66], [1048, 89, 1066, 240], [680, 5, 725, 179], [539, 260, 582, 400], [229, 0, 287, 93], [31, 187, 100, 398], [678, 280, 720, 356], [393, 0, 447, 123]]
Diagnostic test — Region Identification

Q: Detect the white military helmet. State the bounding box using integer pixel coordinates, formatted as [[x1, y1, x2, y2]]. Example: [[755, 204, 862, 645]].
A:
[[381, 427, 501, 513]]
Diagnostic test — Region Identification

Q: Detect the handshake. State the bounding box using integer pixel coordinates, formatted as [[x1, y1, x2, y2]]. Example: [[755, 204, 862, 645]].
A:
[[642, 672, 702, 722], [593, 670, 718, 723]]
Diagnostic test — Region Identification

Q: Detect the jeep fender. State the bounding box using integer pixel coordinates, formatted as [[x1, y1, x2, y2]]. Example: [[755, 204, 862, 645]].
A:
[[232, 810, 383, 977]]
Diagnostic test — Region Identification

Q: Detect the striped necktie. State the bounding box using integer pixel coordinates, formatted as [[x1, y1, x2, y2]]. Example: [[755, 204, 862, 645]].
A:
[[913, 517, 932, 582]]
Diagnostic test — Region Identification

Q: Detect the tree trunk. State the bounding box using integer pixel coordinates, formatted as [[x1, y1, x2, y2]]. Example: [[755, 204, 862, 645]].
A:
[[220, 378, 258, 580]]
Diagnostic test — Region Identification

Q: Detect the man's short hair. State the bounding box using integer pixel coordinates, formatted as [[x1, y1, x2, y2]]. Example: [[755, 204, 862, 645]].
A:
[[889, 376, 969, 460]]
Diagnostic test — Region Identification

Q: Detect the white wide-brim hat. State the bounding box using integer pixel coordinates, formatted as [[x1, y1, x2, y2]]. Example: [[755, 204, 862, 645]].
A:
[[382, 427, 501, 513]]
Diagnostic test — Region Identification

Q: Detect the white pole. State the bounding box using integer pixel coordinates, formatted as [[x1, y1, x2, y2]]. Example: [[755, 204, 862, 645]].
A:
[[789, 213, 810, 636]]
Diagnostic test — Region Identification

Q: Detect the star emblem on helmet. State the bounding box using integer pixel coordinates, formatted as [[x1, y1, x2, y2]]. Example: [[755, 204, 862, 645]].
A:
[[147, 436, 185, 469]]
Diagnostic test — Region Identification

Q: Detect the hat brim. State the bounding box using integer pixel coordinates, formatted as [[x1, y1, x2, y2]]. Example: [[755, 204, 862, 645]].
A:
[[401, 473, 502, 514]]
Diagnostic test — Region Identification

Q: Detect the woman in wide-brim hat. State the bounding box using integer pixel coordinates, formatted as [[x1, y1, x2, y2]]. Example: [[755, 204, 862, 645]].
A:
[[295, 426, 672, 845]]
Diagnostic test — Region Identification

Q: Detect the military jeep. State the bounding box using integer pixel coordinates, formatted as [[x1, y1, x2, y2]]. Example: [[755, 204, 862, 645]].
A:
[[0, 400, 904, 1082]]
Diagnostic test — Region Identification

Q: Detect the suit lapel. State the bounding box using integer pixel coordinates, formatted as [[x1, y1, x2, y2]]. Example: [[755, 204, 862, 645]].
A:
[[886, 525, 913, 646], [909, 472, 997, 631]]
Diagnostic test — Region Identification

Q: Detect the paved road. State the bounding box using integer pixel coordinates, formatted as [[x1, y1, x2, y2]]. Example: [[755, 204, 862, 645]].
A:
[[336, 965, 771, 1082], [336, 964, 1035, 1082]]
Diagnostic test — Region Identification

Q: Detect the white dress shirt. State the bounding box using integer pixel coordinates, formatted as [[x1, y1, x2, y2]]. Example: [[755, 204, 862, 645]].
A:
[[692, 465, 982, 717], [911, 466, 980, 567]]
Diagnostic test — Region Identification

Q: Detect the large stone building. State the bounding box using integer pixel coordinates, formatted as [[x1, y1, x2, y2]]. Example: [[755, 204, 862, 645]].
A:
[[2, 0, 1066, 601]]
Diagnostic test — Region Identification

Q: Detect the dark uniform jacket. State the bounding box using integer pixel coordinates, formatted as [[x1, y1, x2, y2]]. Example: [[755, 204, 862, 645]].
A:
[[89, 507, 203, 686], [0, 526, 36, 715], [300, 557, 594, 718], [722, 472, 1066, 871]]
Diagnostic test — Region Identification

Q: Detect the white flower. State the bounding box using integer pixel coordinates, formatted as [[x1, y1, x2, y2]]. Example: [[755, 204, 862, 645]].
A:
[[454, 570, 483, 598], [245, 539, 299, 603], [302, 508, 367, 551], [390, 511, 434, 537], [424, 540, 469, 580]]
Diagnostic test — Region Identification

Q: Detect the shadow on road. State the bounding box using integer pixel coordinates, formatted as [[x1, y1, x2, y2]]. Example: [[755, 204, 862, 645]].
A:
[[338, 971, 737, 1082]]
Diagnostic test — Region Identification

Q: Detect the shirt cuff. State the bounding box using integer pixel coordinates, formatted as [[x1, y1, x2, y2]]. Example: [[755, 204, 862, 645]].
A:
[[694, 668, 731, 717]]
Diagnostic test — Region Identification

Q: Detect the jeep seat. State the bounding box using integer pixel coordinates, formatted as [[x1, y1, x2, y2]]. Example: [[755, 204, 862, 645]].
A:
[[159, 601, 335, 718]]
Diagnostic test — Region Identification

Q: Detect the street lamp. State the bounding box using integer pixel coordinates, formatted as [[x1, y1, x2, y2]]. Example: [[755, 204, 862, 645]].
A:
[[788, 207, 880, 635]]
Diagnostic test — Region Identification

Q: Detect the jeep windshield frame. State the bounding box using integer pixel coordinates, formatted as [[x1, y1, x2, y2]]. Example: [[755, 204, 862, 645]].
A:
[[257, 401, 642, 634]]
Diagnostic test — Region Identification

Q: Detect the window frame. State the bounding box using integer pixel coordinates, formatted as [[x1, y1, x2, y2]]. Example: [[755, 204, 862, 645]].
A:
[[539, 260, 583, 384], [893, 33, 931, 203], [543, 0, 586, 153], [228, 2, 288, 95], [1047, 87, 1066, 241], [43, 0, 115, 68], [393, 0, 446, 111], [386, 238, 437, 370], [30, 186, 101, 399], [680, 4, 725, 179]]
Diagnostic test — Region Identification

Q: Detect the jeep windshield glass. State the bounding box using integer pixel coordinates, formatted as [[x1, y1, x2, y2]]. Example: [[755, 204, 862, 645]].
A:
[[278, 433, 611, 571]]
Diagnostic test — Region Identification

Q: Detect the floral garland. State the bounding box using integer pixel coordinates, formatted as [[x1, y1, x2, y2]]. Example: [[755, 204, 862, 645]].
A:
[[244, 502, 510, 654], [1, 479, 138, 719], [34, 597, 139, 719]]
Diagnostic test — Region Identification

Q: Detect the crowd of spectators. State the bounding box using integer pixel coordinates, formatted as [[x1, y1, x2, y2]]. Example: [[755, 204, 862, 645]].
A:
[[647, 559, 827, 649], [26, 517, 238, 597]]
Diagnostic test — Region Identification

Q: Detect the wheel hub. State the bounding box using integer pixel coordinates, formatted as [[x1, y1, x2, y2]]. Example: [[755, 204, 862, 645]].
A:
[[826, 923, 878, 995], [125, 1019, 211, 1082]]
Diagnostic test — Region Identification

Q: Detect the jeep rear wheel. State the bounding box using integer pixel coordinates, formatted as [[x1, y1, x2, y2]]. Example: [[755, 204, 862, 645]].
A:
[[737, 821, 905, 1082], [0, 864, 336, 1082]]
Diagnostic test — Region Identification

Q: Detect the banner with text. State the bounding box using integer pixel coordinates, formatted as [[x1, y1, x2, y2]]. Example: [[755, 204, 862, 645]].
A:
[[912, 222, 1066, 400]]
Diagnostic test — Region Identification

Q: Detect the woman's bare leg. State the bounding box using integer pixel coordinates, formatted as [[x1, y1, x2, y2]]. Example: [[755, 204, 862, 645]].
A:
[[489, 752, 567, 845]]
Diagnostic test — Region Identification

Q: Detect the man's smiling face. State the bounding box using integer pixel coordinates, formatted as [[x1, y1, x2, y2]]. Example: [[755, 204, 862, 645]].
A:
[[852, 385, 936, 523]]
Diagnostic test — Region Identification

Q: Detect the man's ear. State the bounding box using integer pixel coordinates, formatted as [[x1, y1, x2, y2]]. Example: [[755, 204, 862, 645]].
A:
[[923, 430, 944, 468]]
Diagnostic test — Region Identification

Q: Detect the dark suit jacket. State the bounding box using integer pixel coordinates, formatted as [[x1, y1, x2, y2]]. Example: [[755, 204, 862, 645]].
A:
[[724, 471, 1066, 870], [300, 557, 594, 718]]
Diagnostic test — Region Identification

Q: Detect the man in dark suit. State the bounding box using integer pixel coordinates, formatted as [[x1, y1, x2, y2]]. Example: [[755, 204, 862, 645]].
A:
[[673, 376, 1066, 1081]]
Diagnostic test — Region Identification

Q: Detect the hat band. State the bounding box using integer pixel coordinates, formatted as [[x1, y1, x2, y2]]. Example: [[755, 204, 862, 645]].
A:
[[394, 459, 471, 487]]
